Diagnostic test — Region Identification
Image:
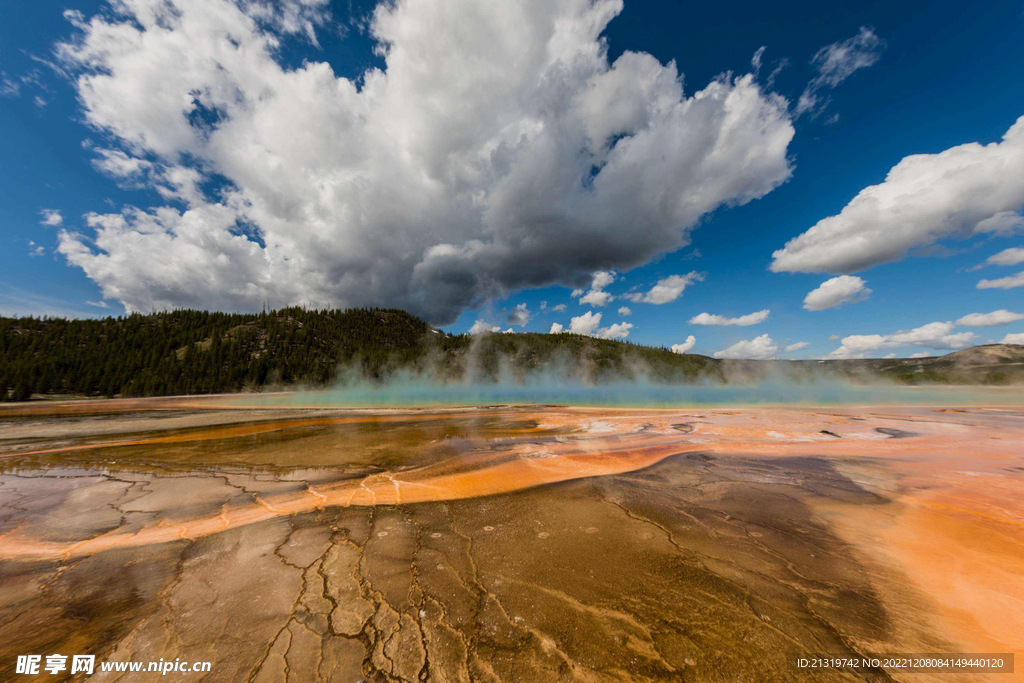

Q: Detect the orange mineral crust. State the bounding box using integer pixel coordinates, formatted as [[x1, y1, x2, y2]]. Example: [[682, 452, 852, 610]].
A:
[[1, 404, 1021, 682]]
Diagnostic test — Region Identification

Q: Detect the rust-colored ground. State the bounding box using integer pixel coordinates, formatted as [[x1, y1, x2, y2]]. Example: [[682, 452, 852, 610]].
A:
[[0, 401, 1021, 681]]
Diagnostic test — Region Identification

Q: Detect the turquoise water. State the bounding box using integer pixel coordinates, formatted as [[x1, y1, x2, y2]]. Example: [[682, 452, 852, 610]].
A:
[[224, 380, 1023, 408]]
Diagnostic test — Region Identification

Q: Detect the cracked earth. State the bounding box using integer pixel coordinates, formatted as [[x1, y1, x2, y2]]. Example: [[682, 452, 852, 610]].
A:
[[0, 401, 1022, 682]]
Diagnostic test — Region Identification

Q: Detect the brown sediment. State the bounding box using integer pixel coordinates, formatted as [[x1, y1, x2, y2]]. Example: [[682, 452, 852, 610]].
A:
[[0, 436, 691, 560], [1, 404, 1022, 682], [0, 394, 229, 417], [0, 411, 527, 458], [3, 406, 1023, 552]]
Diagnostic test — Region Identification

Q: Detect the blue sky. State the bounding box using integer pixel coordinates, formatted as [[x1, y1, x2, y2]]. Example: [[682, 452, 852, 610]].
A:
[[1, 0, 1023, 359]]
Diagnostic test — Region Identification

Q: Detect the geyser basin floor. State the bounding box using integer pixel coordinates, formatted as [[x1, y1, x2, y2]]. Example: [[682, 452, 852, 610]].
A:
[[0, 402, 1022, 682]]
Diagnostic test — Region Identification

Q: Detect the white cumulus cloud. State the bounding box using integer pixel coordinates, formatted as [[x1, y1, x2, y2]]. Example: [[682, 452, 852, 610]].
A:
[[549, 322, 564, 334], [574, 270, 616, 306], [1001, 332, 1024, 344], [955, 310, 1024, 327], [91, 148, 153, 179], [984, 247, 1024, 267], [569, 311, 603, 336], [977, 271, 1024, 290], [469, 320, 501, 335], [714, 334, 777, 359], [689, 309, 769, 326], [599, 321, 633, 339], [579, 290, 614, 307], [671, 335, 696, 354], [590, 271, 616, 291], [53, 0, 794, 323], [802, 275, 870, 311], [563, 310, 632, 338], [975, 212, 1024, 236], [506, 303, 531, 326], [771, 117, 1024, 275], [623, 272, 703, 305], [784, 341, 809, 352], [828, 321, 976, 359], [617, 306, 631, 316], [39, 209, 63, 226]]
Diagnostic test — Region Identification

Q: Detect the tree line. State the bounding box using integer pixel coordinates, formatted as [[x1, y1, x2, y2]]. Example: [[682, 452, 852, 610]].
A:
[[0, 307, 718, 401]]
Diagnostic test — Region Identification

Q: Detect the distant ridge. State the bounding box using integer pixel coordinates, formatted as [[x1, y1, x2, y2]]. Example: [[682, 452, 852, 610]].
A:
[[934, 343, 1024, 366], [1, 308, 1021, 400], [815, 343, 1024, 384]]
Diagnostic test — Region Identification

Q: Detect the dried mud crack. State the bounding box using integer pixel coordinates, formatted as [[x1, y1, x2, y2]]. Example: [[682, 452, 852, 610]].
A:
[[0, 403, 1021, 681]]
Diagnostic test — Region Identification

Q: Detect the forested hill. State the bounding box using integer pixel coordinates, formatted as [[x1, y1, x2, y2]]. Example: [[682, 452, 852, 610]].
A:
[[0, 307, 718, 400], [3, 308, 1022, 400]]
